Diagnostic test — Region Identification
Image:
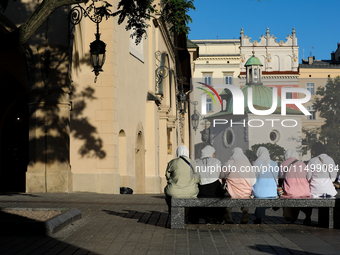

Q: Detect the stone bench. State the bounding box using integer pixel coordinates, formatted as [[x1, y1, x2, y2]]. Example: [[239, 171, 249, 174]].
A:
[[171, 197, 340, 229]]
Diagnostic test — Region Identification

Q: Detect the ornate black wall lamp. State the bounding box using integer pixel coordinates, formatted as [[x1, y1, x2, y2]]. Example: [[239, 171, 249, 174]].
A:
[[176, 76, 188, 114], [70, 0, 114, 82], [190, 100, 210, 143], [155, 51, 170, 96], [191, 101, 200, 132]]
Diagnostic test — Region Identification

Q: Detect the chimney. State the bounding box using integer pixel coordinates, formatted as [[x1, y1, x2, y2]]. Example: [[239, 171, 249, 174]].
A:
[[308, 56, 313, 64]]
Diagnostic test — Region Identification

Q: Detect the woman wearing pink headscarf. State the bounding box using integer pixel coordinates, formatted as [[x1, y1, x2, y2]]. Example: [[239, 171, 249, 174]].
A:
[[280, 149, 310, 198], [221, 147, 256, 224], [279, 149, 311, 224]]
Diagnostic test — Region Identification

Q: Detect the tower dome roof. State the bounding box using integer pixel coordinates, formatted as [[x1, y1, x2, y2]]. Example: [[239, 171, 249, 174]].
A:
[[245, 55, 263, 66], [224, 84, 279, 113], [209, 84, 303, 117]]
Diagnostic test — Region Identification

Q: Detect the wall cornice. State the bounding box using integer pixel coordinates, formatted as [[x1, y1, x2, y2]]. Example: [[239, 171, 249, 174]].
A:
[[155, 17, 175, 63]]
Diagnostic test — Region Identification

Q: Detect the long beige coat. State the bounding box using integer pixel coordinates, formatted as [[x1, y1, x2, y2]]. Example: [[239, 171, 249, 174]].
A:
[[164, 156, 200, 198]]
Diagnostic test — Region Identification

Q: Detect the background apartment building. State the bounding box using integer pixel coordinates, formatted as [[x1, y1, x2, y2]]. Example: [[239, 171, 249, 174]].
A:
[[299, 43, 340, 160]]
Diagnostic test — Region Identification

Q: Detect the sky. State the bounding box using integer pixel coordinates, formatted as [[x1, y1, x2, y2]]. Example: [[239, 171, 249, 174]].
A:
[[187, 0, 340, 63]]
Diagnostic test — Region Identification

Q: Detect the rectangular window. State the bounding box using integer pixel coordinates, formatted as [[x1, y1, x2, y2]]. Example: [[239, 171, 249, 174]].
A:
[[307, 106, 316, 120], [254, 68, 258, 82], [224, 76, 233, 85], [203, 75, 212, 85], [201, 94, 207, 115], [309, 133, 317, 143], [306, 83, 315, 95], [206, 97, 213, 112], [284, 86, 293, 99], [129, 29, 144, 62]]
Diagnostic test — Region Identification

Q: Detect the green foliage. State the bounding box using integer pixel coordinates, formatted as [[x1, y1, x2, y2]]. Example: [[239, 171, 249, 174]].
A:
[[301, 127, 320, 156], [112, 0, 195, 44], [1, 0, 195, 46], [313, 76, 340, 165], [313, 77, 340, 127], [112, 0, 157, 44], [245, 149, 257, 164], [161, 0, 195, 35], [245, 143, 285, 164]]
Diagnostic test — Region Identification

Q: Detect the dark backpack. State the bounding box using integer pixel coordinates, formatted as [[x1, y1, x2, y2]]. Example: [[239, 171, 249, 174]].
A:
[[120, 187, 133, 194]]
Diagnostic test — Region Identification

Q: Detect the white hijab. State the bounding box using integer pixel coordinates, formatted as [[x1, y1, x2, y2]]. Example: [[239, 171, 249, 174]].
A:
[[201, 145, 215, 159], [254, 146, 271, 167], [284, 149, 299, 160], [226, 147, 256, 187], [230, 147, 249, 163], [197, 145, 220, 185], [176, 145, 189, 158]]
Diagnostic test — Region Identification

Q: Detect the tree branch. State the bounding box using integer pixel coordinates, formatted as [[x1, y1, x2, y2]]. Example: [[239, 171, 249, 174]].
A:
[[1, 0, 88, 49]]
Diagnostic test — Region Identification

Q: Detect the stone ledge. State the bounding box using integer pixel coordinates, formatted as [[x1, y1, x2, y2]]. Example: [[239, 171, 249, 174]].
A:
[[45, 208, 82, 235], [0, 208, 81, 236]]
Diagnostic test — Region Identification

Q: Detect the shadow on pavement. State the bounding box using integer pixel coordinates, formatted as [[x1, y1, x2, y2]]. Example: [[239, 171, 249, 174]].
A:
[[151, 195, 166, 200], [0, 192, 40, 197], [103, 209, 169, 228], [0, 210, 98, 254], [248, 244, 323, 255]]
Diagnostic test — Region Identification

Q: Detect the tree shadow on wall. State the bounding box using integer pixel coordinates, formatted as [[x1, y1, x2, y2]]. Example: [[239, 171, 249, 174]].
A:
[[70, 85, 106, 159], [28, 44, 106, 169], [0, 1, 106, 188]]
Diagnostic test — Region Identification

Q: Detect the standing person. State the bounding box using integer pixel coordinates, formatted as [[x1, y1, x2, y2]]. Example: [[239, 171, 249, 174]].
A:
[[195, 145, 224, 223], [307, 142, 337, 198], [220, 147, 256, 224], [280, 149, 311, 224], [252, 147, 278, 224], [164, 145, 200, 214]]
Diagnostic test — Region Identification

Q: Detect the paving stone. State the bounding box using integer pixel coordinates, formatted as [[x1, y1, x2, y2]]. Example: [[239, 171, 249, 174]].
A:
[[0, 193, 339, 254]]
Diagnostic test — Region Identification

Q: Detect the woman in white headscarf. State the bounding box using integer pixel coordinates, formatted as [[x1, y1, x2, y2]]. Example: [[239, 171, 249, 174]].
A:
[[307, 142, 337, 198], [164, 145, 200, 214], [220, 147, 256, 224], [196, 145, 223, 197], [252, 146, 278, 224], [194, 145, 224, 223]]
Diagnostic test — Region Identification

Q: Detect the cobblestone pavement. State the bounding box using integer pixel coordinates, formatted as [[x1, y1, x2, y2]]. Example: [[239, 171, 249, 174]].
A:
[[0, 193, 339, 255]]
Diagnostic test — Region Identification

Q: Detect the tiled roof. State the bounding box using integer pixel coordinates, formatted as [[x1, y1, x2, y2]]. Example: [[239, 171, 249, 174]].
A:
[[187, 39, 199, 48]]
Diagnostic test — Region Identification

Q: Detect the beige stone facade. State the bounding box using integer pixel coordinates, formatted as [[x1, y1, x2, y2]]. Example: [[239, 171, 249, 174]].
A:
[[298, 53, 340, 160], [299, 56, 340, 132], [0, 0, 197, 193]]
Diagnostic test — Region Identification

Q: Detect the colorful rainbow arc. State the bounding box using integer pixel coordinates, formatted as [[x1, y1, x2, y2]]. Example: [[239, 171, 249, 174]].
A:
[[197, 82, 223, 106]]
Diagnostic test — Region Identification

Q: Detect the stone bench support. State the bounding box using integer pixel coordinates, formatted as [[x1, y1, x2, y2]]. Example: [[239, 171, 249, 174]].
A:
[[171, 197, 339, 229]]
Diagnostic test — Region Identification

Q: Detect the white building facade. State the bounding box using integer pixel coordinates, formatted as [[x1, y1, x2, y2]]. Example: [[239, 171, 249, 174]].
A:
[[190, 39, 241, 159]]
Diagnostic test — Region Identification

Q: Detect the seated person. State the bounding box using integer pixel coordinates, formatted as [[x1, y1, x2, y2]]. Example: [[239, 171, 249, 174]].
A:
[[195, 145, 224, 223], [220, 147, 256, 224], [164, 145, 200, 214], [252, 147, 278, 224], [196, 145, 224, 197], [307, 142, 337, 198], [280, 149, 311, 224]]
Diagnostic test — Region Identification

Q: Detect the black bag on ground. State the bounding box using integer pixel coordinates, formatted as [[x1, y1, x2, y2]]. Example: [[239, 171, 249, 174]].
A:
[[120, 187, 133, 194]]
